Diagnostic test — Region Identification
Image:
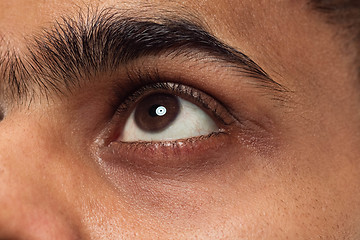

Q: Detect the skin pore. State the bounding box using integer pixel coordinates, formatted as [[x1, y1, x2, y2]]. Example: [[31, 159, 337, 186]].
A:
[[1, 0, 360, 239]]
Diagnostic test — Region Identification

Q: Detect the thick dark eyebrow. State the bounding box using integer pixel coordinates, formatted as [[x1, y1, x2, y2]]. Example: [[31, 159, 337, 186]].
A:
[[0, 8, 287, 104]]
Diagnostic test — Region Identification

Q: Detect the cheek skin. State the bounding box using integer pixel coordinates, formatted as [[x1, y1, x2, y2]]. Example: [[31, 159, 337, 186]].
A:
[[0, 112, 124, 239], [2, 112, 356, 239], [0, 114, 130, 239], [1, 106, 360, 239], [0, 115, 82, 239]]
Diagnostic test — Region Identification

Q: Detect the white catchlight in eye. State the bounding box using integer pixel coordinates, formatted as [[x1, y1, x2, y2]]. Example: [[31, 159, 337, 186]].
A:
[[155, 106, 167, 116]]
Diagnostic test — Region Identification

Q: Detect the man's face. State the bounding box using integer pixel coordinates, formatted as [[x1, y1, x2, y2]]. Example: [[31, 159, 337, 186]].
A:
[[1, 0, 360, 239]]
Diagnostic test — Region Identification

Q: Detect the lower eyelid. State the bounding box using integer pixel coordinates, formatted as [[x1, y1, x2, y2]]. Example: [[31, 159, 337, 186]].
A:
[[94, 120, 276, 181], [98, 131, 233, 175]]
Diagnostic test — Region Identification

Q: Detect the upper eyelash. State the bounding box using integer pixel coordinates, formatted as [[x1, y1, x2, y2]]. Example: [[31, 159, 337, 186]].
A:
[[116, 80, 234, 126], [106, 66, 239, 129], [116, 81, 206, 112]]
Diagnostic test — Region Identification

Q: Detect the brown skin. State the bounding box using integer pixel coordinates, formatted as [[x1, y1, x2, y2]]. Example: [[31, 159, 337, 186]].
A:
[[1, 0, 360, 239]]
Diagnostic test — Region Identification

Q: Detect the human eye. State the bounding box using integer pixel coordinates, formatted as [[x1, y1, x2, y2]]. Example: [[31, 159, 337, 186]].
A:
[[94, 68, 245, 172], [119, 82, 225, 142], [93, 64, 275, 176]]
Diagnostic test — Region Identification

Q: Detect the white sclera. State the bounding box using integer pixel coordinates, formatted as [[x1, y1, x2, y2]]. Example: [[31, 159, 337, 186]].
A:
[[120, 97, 219, 142]]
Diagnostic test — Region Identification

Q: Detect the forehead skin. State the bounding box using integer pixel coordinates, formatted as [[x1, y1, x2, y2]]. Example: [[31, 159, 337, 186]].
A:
[[1, 0, 360, 239]]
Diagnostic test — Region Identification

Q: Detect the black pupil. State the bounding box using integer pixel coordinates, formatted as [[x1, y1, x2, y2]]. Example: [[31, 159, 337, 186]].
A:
[[134, 93, 180, 132]]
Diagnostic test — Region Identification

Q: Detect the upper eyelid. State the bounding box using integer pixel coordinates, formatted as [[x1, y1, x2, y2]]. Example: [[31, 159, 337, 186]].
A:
[[0, 8, 289, 107], [115, 81, 236, 125]]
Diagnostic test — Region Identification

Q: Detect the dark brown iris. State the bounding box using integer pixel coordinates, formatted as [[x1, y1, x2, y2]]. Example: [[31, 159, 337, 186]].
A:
[[134, 93, 180, 132]]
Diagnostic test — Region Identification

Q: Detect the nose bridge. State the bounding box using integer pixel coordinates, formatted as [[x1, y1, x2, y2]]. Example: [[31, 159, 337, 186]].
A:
[[0, 186, 79, 240], [0, 120, 81, 240]]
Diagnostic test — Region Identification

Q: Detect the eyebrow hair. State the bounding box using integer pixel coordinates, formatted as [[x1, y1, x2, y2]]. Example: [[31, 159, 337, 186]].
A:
[[0, 8, 287, 105]]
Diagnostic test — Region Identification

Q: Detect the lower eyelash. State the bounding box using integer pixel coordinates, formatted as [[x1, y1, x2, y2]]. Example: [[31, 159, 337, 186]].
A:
[[103, 131, 232, 174]]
